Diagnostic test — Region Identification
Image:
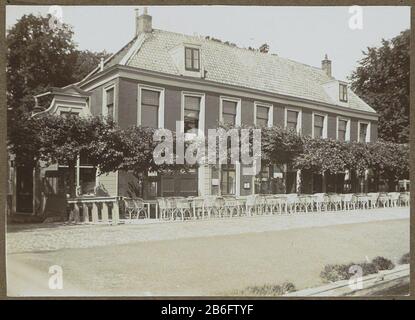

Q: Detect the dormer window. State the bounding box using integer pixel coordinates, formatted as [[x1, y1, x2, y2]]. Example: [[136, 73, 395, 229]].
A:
[[185, 47, 200, 71], [339, 83, 348, 102]]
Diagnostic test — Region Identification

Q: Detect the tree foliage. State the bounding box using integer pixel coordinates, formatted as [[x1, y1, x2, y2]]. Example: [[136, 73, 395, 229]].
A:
[[350, 29, 409, 143], [6, 14, 110, 112], [261, 126, 304, 165]]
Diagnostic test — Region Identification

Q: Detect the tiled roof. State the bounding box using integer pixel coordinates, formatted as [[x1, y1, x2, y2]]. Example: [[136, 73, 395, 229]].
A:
[[117, 29, 376, 114]]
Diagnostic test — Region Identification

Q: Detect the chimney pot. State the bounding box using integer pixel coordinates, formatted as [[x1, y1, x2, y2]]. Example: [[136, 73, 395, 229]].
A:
[[135, 7, 152, 36], [321, 54, 332, 77]]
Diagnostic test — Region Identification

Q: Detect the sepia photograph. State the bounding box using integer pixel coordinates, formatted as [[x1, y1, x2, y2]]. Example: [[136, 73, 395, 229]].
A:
[[4, 4, 411, 298]]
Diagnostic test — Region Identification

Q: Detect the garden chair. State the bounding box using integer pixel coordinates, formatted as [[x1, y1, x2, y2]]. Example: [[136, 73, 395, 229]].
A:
[[314, 193, 328, 212], [203, 196, 219, 219], [132, 198, 148, 219], [123, 198, 136, 219], [388, 192, 401, 207], [175, 198, 193, 221], [298, 195, 314, 213], [165, 197, 180, 220], [341, 193, 356, 210], [286, 193, 299, 214], [399, 192, 410, 207], [356, 194, 369, 209], [255, 196, 267, 215], [377, 193, 390, 208], [367, 192, 379, 209], [214, 196, 226, 218], [191, 197, 205, 219], [222, 196, 240, 217], [328, 194, 342, 211], [245, 195, 258, 216]]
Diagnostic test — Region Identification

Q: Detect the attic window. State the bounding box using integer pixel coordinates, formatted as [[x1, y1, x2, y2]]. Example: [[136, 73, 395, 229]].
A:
[[185, 47, 200, 71], [339, 84, 348, 102]]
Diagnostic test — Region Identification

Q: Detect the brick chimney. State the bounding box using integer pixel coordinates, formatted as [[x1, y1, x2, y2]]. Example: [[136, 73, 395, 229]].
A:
[[135, 7, 152, 36], [259, 43, 269, 53], [321, 54, 332, 77]]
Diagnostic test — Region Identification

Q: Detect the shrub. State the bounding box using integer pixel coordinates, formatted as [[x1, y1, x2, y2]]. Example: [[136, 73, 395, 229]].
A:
[[320, 264, 353, 282], [360, 262, 378, 275], [399, 253, 410, 264], [371, 256, 395, 271], [321, 256, 396, 283], [238, 282, 296, 296]]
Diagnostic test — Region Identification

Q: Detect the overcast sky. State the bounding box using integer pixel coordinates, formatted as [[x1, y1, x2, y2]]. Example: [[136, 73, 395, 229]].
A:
[[6, 5, 410, 81]]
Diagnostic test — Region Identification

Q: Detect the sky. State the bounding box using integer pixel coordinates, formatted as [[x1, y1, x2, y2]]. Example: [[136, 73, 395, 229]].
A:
[[6, 5, 410, 81]]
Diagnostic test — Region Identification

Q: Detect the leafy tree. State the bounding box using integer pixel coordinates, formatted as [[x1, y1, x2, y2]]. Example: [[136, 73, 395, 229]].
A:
[[261, 126, 304, 165], [7, 14, 78, 112], [6, 14, 111, 113], [72, 49, 111, 81], [350, 30, 409, 143], [293, 138, 351, 174]]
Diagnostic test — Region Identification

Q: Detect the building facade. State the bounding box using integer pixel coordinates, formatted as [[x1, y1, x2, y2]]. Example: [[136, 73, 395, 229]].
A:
[[9, 10, 379, 216]]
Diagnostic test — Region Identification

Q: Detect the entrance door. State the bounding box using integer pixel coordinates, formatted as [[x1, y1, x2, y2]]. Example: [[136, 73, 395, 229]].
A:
[[16, 166, 34, 213]]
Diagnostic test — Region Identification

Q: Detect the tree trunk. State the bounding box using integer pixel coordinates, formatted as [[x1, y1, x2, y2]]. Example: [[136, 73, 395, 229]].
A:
[[68, 162, 76, 198]]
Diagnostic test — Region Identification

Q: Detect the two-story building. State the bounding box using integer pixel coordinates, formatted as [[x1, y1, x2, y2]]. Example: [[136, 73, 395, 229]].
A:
[[9, 9, 378, 216]]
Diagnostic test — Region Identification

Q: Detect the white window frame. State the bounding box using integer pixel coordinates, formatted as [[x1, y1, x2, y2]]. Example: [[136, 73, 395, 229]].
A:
[[358, 120, 371, 143], [254, 102, 273, 127], [336, 116, 351, 141], [137, 84, 165, 128], [180, 91, 205, 138], [219, 96, 241, 126], [284, 107, 302, 134], [311, 112, 328, 139], [102, 84, 116, 120]]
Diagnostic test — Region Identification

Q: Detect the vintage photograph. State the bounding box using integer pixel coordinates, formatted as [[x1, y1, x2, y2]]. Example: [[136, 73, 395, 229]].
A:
[[5, 5, 410, 297]]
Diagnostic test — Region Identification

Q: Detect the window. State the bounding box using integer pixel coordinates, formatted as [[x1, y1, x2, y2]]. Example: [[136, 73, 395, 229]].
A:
[[313, 114, 326, 138], [183, 95, 201, 133], [141, 89, 160, 128], [222, 100, 238, 126], [255, 105, 271, 127], [286, 110, 300, 132], [339, 84, 348, 102], [105, 87, 115, 120], [337, 118, 349, 141], [221, 164, 236, 195], [185, 47, 200, 71], [359, 122, 369, 142]]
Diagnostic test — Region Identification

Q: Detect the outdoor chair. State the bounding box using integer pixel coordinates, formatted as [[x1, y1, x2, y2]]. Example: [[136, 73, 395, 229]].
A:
[[191, 197, 205, 219], [314, 193, 329, 212], [156, 198, 169, 220], [132, 198, 148, 219], [298, 195, 314, 213], [214, 196, 226, 218], [222, 196, 240, 218], [388, 192, 401, 207], [255, 196, 267, 215], [341, 193, 356, 210], [377, 193, 390, 208], [367, 192, 379, 209], [165, 198, 179, 220], [328, 194, 342, 211], [399, 192, 410, 207], [175, 198, 193, 221], [355, 194, 369, 209], [245, 195, 258, 216], [203, 196, 219, 219], [123, 198, 136, 219], [264, 195, 281, 214], [286, 193, 299, 214]]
